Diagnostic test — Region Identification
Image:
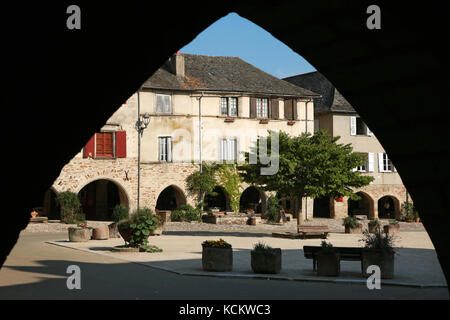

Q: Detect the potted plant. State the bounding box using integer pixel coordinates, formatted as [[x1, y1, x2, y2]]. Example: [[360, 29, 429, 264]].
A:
[[360, 230, 396, 279], [201, 239, 233, 272], [109, 204, 129, 238], [316, 241, 340, 276], [68, 223, 92, 242], [402, 202, 418, 223], [202, 211, 217, 224], [247, 214, 257, 226], [150, 212, 164, 236], [383, 219, 400, 234], [250, 242, 281, 274], [117, 208, 160, 251], [56, 191, 86, 224], [368, 219, 381, 234], [343, 216, 362, 234]]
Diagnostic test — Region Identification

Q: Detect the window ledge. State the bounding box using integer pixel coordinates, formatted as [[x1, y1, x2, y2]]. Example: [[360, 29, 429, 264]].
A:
[[287, 121, 296, 126], [259, 119, 269, 124]]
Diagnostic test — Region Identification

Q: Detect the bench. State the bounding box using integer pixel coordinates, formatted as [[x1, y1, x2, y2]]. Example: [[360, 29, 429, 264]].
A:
[[297, 225, 329, 239], [303, 246, 363, 271]]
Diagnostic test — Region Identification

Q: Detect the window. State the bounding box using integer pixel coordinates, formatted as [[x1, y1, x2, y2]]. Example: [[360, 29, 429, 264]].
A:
[[256, 98, 268, 118], [379, 153, 393, 172], [95, 132, 114, 157], [350, 116, 373, 136], [356, 153, 368, 172], [220, 97, 238, 116], [220, 138, 237, 162], [156, 93, 171, 114], [159, 137, 172, 162]]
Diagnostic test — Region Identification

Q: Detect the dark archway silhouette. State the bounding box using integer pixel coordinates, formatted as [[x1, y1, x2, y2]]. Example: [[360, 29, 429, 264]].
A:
[[378, 195, 400, 220], [348, 192, 374, 218], [3, 2, 450, 288], [240, 186, 263, 213], [42, 188, 61, 220], [313, 196, 331, 218], [204, 186, 230, 212], [156, 185, 187, 211]]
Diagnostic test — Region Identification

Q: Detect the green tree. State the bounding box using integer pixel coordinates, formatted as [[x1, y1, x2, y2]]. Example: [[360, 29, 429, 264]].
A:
[[239, 130, 374, 226]]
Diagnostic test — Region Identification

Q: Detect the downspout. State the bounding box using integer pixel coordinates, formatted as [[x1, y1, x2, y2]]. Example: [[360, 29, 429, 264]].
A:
[[304, 98, 313, 220], [137, 88, 141, 210], [197, 91, 204, 173]]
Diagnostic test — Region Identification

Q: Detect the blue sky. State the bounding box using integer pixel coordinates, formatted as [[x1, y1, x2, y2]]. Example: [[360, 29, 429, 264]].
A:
[[180, 12, 316, 79]]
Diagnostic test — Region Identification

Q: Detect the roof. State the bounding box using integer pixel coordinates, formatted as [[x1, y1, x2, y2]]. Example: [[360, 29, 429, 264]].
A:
[[143, 54, 320, 98], [283, 71, 355, 113]]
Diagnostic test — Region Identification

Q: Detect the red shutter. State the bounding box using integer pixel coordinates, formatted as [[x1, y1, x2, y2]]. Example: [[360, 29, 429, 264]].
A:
[[250, 97, 257, 118], [83, 134, 95, 158], [115, 131, 127, 158]]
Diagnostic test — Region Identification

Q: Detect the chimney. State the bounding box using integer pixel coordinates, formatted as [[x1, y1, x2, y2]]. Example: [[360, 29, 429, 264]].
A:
[[170, 51, 185, 77]]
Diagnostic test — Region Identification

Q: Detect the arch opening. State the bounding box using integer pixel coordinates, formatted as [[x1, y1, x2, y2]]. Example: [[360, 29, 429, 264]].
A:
[[204, 186, 230, 212], [378, 195, 400, 220], [348, 192, 374, 218], [240, 186, 264, 213], [78, 179, 129, 221], [313, 196, 331, 218], [42, 188, 61, 220], [156, 185, 187, 211]]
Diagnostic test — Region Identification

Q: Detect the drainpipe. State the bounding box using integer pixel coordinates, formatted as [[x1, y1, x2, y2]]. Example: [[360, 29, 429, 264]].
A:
[[197, 92, 204, 173], [137, 88, 141, 210], [304, 99, 313, 220]]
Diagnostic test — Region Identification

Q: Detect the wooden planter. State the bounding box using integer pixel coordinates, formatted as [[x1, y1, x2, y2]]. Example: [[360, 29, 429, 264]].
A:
[[362, 249, 395, 279], [68, 227, 91, 242], [384, 224, 400, 235], [345, 224, 363, 234], [251, 249, 281, 274], [317, 251, 340, 276], [202, 246, 233, 272]]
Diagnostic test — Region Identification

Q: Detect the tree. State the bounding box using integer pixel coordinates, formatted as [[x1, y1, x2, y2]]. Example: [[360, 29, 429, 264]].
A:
[[238, 130, 374, 226]]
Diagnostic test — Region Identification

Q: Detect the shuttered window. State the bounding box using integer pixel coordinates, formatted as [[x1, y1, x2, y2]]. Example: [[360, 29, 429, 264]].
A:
[[284, 99, 296, 120], [256, 98, 268, 118], [356, 153, 368, 172], [159, 137, 172, 162], [220, 138, 237, 162], [379, 153, 393, 172], [220, 97, 238, 116], [156, 94, 172, 114], [83, 131, 127, 159], [96, 132, 114, 157]]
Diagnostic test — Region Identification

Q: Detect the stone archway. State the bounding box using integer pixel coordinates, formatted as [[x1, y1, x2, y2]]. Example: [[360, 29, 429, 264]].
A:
[[378, 195, 401, 220], [348, 192, 375, 219], [156, 185, 187, 211], [78, 179, 129, 221], [204, 186, 230, 212], [313, 196, 331, 218], [43, 188, 61, 220], [240, 186, 266, 214]]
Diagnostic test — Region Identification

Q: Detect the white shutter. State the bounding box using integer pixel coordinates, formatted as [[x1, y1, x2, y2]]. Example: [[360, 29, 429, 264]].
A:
[[158, 138, 164, 161], [378, 153, 385, 172], [352, 167, 358, 172], [367, 126, 373, 136], [156, 95, 163, 114], [350, 116, 357, 136], [368, 153, 375, 172], [220, 139, 226, 161], [167, 137, 172, 162]]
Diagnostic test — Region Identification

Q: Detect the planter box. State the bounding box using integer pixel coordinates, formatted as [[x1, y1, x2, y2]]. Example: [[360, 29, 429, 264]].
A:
[[247, 216, 257, 226], [384, 224, 400, 235], [368, 224, 381, 234], [157, 210, 171, 222], [92, 225, 109, 240], [108, 223, 121, 238], [68, 227, 91, 242], [118, 221, 133, 242], [251, 249, 282, 274], [362, 249, 395, 279], [202, 246, 233, 272], [345, 224, 363, 234], [317, 251, 340, 276], [202, 215, 217, 224], [150, 225, 163, 236]]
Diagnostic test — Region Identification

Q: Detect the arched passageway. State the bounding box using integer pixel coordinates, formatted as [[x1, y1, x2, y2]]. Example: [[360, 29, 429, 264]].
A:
[[378, 196, 400, 220], [156, 185, 186, 211], [348, 192, 374, 218], [43, 188, 61, 220], [240, 186, 264, 213], [78, 179, 129, 221], [313, 196, 331, 218], [204, 186, 230, 212]]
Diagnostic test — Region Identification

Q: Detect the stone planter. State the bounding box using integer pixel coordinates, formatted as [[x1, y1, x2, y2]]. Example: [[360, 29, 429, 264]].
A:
[[316, 251, 340, 276], [68, 227, 91, 242], [415, 218, 421, 223], [345, 224, 363, 234], [202, 246, 233, 272], [368, 223, 381, 234], [92, 225, 109, 240], [251, 249, 281, 274], [202, 215, 217, 224], [247, 216, 257, 226], [384, 224, 400, 235], [362, 249, 395, 279], [108, 223, 121, 238], [157, 210, 171, 223], [150, 225, 163, 236]]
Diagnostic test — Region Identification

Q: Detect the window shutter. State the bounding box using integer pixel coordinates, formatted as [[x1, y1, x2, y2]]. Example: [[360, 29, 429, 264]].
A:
[[270, 99, 279, 119], [292, 99, 298, 120], [115, 131, 127, 158], [159, 138, 164, 161], [367, 126, 373, 136], [284, 99, 293, 120], [378, 153, 385, 172], [368, 153, 375, 172], [314, 119, 320, 131], [167, 137, 172, 162], [350, 117, 357, 136], [250, 97, 257, 118], [83, 134, 95, 158], [156, 95, 163, 114], [220, 139, 226, 161]]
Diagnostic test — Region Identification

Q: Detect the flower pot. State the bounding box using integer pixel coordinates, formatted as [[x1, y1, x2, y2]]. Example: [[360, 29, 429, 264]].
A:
[[247, 216, 257, 226], [362, 249, 395, 279], [384, 224, 400, 235], [317, 251, 340, 276], [406, 218, 414, 223], [202, 246, 233, 272], [117, 221, 133, 243], [30, 211, 39, 218], [368, 224, 380, 234], [251, 249, 281, 274], [92, 225, 109, 240], [202, 215, 217, 224], [68, 227, 91, 242], [345, 224, 362, 234], [108, 222, 121, 238], [415, 218, 421, 223]]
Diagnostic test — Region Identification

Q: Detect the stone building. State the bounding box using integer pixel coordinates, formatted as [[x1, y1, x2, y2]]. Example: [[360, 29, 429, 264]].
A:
[[284, 71, 409, 220], [43, 53, 319, 221]]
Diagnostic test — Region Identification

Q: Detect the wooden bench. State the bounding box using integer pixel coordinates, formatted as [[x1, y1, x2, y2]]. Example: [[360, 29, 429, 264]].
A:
[[297, 225, 329, 239], [303, 246, 363, 271]]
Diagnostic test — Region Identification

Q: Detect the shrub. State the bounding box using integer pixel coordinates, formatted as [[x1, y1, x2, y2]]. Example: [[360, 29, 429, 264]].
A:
[[128, 207, 160, 251], [253, 241, 273, 252], [56, 191, 85, 224], [320, 240, 337, 253], [202, 239, 232, 248], [360, 229, 396, 254], [264, 196, 282, 223], [402, 201, 419, 220], [112, 204, 129, 223], [368, 218, 381, 226], [343, 216, 359, 228], [171, 203, 203, 222]]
